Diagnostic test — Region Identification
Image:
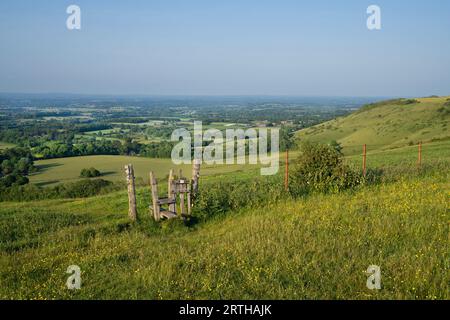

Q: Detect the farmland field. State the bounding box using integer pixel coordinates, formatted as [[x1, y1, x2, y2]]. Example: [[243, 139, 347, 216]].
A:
[[29, 155, 271, 186]]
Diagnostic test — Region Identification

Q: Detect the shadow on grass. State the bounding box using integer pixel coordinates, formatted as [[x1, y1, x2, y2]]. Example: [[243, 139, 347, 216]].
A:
[[34, 162, 63, 173], [100, 171, 117, 177], [34, 180, 60, 187]]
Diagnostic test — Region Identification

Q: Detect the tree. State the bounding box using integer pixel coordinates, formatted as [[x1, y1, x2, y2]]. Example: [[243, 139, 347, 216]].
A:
[[16, 158, 31, 174], [1, 160, 14, 175], [279, 127, 295, 151]]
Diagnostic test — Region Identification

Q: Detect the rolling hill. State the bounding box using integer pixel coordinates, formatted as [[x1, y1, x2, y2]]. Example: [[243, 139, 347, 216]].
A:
[[297, 96, 450, 156]]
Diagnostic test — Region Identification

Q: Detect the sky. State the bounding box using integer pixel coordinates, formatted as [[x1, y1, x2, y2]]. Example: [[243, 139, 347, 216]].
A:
[[0, 0, 449, 97]]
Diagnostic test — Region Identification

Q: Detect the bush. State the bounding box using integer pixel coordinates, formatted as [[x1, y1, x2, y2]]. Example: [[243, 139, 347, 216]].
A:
[[0, 173, 29, 188], [0, 179, 118, 202], [80, 167, 101, 178], [289, 142, 362, 196], [53, 179, 112, 198]]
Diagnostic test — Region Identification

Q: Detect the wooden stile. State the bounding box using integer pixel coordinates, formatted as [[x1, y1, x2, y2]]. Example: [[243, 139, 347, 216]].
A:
[[145, 161, 202, 221]]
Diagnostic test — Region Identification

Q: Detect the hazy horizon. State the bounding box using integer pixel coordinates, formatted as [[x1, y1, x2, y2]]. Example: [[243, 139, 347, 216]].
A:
[[1, 0, 450, 97]]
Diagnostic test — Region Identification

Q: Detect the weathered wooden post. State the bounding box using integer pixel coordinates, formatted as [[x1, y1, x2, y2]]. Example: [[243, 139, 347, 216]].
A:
[[284, 150, 289, 191], [187, 189, 192, 216], [168, 169, 176, 213], [362, 144, 367, 177], [178, 175, 188, 216], [191, 160, 201, 201], [418, 142, 422, 168], [149, 171, 160, 221], [180, 188, 185, 216], [125, 164, 137, 221]]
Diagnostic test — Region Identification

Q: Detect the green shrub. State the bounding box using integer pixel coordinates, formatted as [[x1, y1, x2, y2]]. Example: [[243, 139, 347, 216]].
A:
[[289, 142, 362, 196], [0, 179, 119, 202], [329, 140, 343, 155], [80, 167, 101, 178], [53, 179, 112, 198]]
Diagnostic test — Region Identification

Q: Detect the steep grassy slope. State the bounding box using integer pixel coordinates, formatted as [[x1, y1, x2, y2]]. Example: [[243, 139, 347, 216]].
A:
[[0, 170, 448, 300], [297, 96, 450, 156]]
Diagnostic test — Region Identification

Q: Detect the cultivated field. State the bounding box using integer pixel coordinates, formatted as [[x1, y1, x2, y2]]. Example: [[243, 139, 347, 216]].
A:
[[29, 155, 269, 186]]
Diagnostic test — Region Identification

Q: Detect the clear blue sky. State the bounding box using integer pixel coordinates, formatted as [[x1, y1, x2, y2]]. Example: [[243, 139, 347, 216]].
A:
[[0, 0, 449, 97]]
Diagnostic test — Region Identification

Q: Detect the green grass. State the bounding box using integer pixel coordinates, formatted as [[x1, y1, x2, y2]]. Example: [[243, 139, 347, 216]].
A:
[[345, 140, 450, 167], [0, 171, 448, 299], [29, 155, 271, 187], [297, 96, 450, 156], [0, 141, 16, 150]]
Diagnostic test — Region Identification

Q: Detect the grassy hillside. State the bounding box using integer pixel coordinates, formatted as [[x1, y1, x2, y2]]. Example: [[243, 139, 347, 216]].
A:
[[297, 96, 450, 156], [0, 170, 447, 299], [346, 139, 450, 167]]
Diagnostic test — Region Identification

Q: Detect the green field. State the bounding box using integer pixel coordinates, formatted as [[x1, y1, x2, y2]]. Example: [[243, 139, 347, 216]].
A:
[[29, 155, 271, 186]]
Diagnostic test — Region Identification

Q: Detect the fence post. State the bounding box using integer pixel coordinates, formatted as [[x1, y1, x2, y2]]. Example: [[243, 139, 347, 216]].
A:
[[418, 142, 422, 168], [188, 160, 201, 214], [149, 171, 160, 221], [192, 160, 201, 194], [285, 150, 289, 191], [168, 169, 176, 213], [363, 144, 367, 177], [124, 164, 137, 221]]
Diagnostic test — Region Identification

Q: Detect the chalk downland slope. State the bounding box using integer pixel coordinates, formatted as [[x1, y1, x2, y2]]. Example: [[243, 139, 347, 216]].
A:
[[297, 96, 450, 156]]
